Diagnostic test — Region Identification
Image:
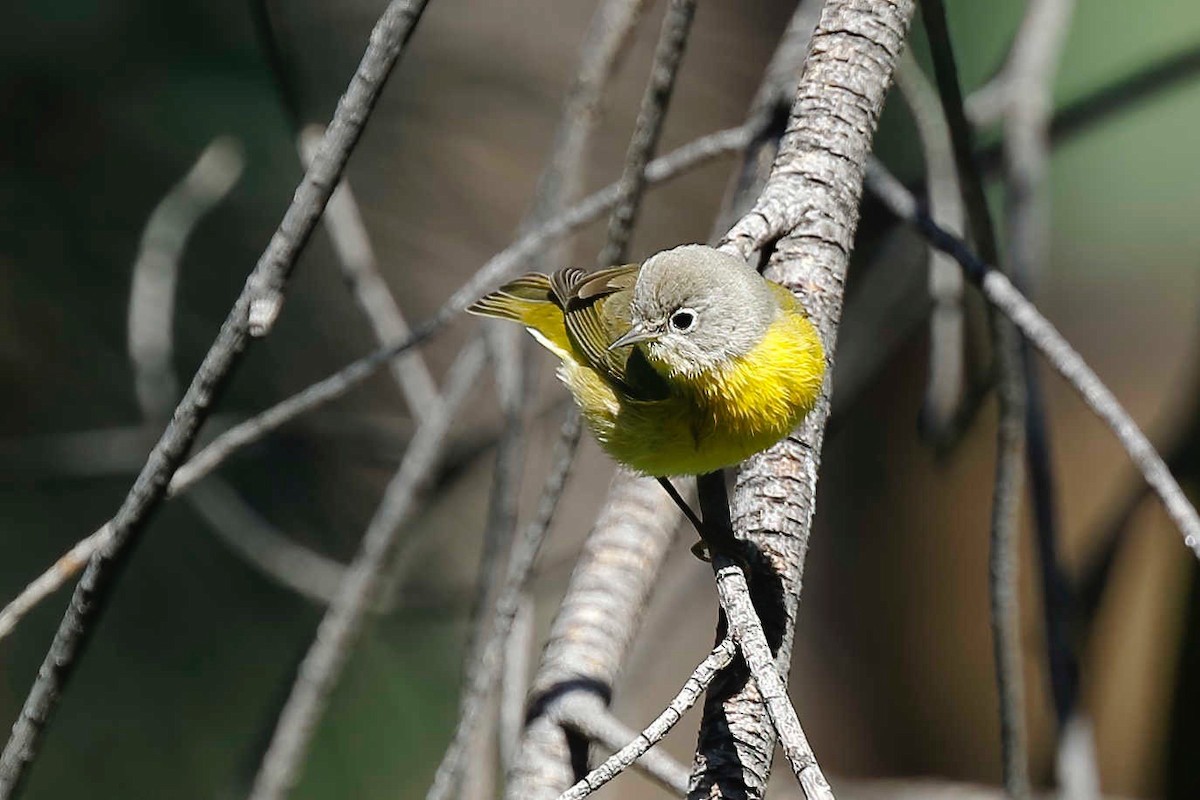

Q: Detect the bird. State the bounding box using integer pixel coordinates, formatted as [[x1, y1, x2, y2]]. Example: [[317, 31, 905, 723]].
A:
[[467, 244, 826, 478]]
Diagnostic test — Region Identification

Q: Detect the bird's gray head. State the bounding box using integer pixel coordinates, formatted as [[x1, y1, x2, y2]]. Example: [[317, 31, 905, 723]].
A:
[[610, 244, 779, 377]]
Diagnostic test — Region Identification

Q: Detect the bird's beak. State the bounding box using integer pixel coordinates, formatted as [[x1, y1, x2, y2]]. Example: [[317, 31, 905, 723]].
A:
[[608, 322, 657, 351]]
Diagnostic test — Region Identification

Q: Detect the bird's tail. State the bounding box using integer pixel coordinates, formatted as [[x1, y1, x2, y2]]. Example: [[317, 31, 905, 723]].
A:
[[467, 273, 555, 322], [467, 273, 572, 355]]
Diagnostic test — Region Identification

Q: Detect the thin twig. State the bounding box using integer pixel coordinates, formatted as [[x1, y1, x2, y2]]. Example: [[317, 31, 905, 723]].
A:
[[987, 322, 1032, 800], [248, 339, 486, 800], [183, 481, 348, 604], [0, 4, 433, 792], [710, 0, 823, 237], [255, 3, 440, 418], [428, 409, 584, 800], [461, 323, 526, 800], [506, 2, 698, 796], [500, 593, 536, 773], [713, 559, 834, 800], [127, 137, 245, 416], [864, 158, 1200, 560], [556, 639, 736, 800], [894, 52, 966, 438], [446, 1, 651, 794], [523, 0, 650, 268], [554, 693, 690, 795], [298, 125, 441, 422], [997, 4, 1083, 794], [920, 6, 1032, 794], [0, 125, 749, 650], [597, 0, 696, 267], [127, 137, 351, 606]]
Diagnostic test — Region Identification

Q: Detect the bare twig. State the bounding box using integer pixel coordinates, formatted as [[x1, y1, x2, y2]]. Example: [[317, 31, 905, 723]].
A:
[[864, 158, 1200, 559], [503, 470, 683, 800], [0, 125, 748, 650], [248, 339, 486, 800], [711, 0, 823, 237], [426, 408, 584, 800], [691, 2, 916, 796], [597, 0, 696, 267], [445, 1, 651, 794], [919, 6, 1033, 794], [554, 693, 690, 795], [0, 4, 434, 790], [987, 325, 1032, 800], [127, 137, 245, 416], [127, 137, 352, 606], [1042, 42, 1200, 145], [504, 2, 698, 795], [183, 481, 348, 603], [1001, 0, 1075, 286], [713, 559, 834, 800], [996, 4, 1084, 795], [894, 52, 966, 437], [917, 0, 1000, 266], [523, 0, 650, 268], [255, 2, 439, 418], [298, 125, 440, 422], [557, 638, 736, 800], [461, 323, 526, 800], [0, 527, 109, 643], [500, 594, 536, 773]]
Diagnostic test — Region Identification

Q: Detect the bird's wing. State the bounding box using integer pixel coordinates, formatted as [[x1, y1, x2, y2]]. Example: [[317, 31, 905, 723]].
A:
[[550, 265, 669, 402]]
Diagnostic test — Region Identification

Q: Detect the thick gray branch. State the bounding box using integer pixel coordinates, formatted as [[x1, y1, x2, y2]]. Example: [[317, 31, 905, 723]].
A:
[[504, 471, 683, 800], [691, 2, 915, 797]]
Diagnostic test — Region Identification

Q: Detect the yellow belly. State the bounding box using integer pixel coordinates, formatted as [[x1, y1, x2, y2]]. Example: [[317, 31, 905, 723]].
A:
[[557, 311, 825, 476]]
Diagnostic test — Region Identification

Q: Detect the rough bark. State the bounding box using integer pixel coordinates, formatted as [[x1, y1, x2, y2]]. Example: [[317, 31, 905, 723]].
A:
[[689, 2, 916, 797], [505, 471, 682, 799]]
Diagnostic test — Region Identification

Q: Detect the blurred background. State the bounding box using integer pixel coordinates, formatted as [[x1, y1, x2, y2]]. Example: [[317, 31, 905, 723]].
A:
[[1, 0, 1199, 797]]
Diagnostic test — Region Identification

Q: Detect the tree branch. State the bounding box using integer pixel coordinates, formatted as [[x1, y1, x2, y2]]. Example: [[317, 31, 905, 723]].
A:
[[597, 0, 696, 267], [0, 3, 433, 794], [248, 339, 486, 800], [503, 2, 697, 796], [994, 3, 1086, 795], [554, 693, 690, 795], [557, 638, 736, 800], [864, 158, 1200, 559], [690, 2, 916, 796], [127, 136, 353, 606], [297, 125, 441, 422], [713, 559, 834, 800], [426, 408, 584, 800], [894, 52, 967, 439]]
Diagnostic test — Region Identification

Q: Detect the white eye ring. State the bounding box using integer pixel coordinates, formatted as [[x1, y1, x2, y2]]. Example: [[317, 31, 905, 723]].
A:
[[669, 308, 698, 333]]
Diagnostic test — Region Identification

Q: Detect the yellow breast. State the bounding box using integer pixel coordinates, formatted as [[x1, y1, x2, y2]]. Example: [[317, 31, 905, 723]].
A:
[[558, 308, 825, 476]]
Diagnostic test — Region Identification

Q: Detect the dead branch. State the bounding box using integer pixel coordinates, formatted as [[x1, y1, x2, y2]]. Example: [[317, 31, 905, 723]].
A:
[[426, 408, 583, 800]]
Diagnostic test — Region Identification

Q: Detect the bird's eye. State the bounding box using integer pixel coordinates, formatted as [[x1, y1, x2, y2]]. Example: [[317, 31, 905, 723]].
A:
[[669, 308, 697, 333]]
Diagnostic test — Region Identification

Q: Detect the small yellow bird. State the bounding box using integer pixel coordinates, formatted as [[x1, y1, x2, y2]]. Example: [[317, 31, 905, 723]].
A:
[[468, 244, 825, 477]]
